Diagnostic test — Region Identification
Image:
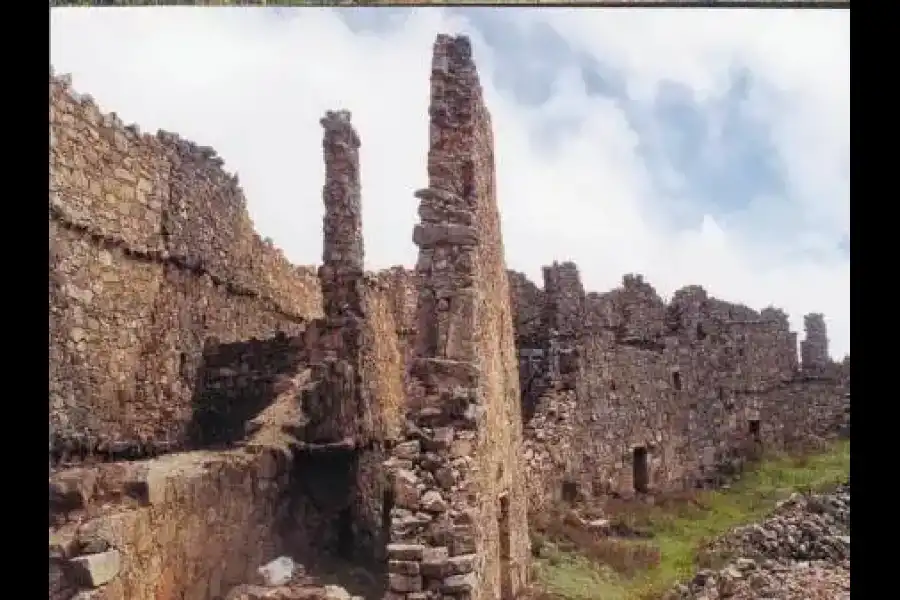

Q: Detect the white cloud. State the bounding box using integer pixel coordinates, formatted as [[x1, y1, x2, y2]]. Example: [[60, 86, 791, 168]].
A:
[[50, 7, 849, 358]]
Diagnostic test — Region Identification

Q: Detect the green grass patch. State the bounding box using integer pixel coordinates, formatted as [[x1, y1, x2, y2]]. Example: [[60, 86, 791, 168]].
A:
[[532, 439, 850, 600]]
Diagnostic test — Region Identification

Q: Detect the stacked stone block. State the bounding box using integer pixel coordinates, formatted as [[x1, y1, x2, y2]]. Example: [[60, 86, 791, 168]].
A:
[[49, 72, 322, 454], [512, 272, 849, 507], [382, 34, 529, 600], [307, 110, 373, 445], [383, 35, 486, 600], [541, 261, 584, 343]]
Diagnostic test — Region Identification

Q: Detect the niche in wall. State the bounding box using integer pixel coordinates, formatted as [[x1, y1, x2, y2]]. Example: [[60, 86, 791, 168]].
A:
[[561, 480, 579, 504], [633, 447, 649, 494], [749, 419, 761, 442]]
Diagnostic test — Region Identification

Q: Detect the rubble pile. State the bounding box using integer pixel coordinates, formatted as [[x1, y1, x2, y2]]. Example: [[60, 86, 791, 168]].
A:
[[665, 483, 850, 600], [225, 557, 363, 600]]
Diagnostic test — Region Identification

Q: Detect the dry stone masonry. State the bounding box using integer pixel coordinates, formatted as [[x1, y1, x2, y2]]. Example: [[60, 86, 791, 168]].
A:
[[382, 34, 529, 600], [307, 110, 372, 446], [514, 267, 849, 511], [801, 313, 830, 374], [48, 34, 848, 600]]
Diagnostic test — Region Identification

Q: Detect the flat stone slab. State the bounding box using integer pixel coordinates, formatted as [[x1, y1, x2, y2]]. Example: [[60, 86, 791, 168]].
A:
[[69, 549, 121, 587], [257, 556, 295, 587]]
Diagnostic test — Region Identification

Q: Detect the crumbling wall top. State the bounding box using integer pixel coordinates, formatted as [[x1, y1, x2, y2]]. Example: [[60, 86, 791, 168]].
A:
[[760, 306, 791, 329], [50, 69, 321, 321]]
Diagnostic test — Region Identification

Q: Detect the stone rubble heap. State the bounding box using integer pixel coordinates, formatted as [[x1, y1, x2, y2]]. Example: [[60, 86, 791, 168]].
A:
[[665, 483, 850, 600], [225, 580, 359, 600], [225, 557, 362, 600]]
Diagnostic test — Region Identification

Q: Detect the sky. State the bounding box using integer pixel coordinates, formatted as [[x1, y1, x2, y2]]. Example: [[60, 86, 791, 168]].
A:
[[50, 7, 850, 359]]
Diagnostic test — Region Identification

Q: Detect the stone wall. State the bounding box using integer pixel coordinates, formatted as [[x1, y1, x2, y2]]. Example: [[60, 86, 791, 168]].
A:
[[49, 82, 417, 600], [50, 32, 848, 600], [362, 270, 417, 443], [514, 268, 849, 510], [50, 73, 322, 453], [50, 434, 295, 600], [382, 35, 530, 600], [184, 333, 314, 449]]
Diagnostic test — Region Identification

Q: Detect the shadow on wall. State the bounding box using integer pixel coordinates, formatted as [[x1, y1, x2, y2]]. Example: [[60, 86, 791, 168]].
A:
[[185, 333, 307, 449], [279, 448, 390, 598]]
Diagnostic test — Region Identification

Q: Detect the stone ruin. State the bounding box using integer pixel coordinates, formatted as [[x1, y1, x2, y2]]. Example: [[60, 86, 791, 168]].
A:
[[49, 34, 849, 600]]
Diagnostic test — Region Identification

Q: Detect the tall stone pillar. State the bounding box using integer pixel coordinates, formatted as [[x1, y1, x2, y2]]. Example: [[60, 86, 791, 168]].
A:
[[383, 34, 530, 600], [320, 109, 364, 323], [306, 110, 372, 443]]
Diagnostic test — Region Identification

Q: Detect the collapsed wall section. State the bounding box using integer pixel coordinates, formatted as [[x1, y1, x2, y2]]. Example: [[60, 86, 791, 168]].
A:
[[383, 34, 529, 600], [50, 74, 322, 455]]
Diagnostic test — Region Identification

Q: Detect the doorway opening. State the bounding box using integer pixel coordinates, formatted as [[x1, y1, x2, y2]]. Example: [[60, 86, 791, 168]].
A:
[[336, 507, 354, 560], [380, 488, 394, 562], [749, 419, 761, 443], [633, 447, 649, 494], [498, 493, 513, 599], [672, 371, 682, 391], [561, 480, 579, 504]]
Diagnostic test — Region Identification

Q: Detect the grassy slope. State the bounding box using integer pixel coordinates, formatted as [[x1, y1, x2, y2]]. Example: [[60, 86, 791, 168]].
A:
[[534, 439, 850, 600]]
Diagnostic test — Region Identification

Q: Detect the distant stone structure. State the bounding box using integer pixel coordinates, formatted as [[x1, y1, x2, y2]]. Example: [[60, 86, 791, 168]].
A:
[[511, 266, 848, 516], [49, 34, 848, 600]]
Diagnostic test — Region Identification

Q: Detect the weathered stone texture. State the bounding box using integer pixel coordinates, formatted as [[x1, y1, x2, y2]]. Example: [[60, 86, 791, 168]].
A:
[[542, 262, 586, 343], [361, 272, 415, 443], [49, 33, 848, 600], [50, 74, 322, 450], [801, 313, 830, 373], [50, 447, 292, 600], [521, 389, 578, 515], [507, 270, 545, 349], [382, 34, 530, 600], [319, 110, 364, 322], [306, 110, 370, 445], [514, 268, 849, 510], [186, 333, 314, 449]]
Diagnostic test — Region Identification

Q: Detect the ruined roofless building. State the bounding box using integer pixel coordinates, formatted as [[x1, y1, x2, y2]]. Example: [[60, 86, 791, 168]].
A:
[[49, 34, 529, 600], [49, 33, 847, 600]]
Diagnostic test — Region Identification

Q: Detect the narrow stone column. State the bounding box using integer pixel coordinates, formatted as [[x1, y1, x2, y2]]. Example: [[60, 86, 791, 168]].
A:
[[320, 109, 364, 324], [308, 110, 371, 443]]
